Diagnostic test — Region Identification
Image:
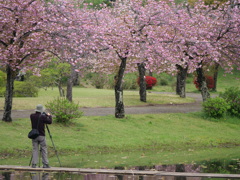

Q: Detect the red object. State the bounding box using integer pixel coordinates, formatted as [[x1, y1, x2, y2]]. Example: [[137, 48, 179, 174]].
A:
[[194, 76, 214, 90], [137, 76, 157, 89]]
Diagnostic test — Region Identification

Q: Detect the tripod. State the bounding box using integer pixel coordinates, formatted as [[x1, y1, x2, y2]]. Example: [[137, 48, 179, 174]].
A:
[[46, 125, 61, 167], [29, 125, 61, 167]]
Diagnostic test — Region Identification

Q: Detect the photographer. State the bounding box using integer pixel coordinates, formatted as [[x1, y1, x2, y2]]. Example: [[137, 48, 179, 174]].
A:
[[30, 104, 52, 168]]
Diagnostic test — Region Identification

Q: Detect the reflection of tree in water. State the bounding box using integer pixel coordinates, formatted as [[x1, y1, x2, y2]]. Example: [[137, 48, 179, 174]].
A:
[[2, 172, 11, 180], [145, 160, 240, 174], [155, 164, 201, 173], [200, 159, 240, 174], [175, 164, 186, 180], [114, 166, 124, 180], [1, 159, 239, 179]]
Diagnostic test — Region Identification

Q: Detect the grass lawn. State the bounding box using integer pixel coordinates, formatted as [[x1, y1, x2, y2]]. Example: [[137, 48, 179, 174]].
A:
[[0, 113, 240, 168], [0, 88, 194, 110], [0, 67, 239, 169]]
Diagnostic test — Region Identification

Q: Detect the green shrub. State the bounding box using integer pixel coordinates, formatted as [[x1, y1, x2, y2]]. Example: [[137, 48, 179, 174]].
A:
[[0, 70, 6, 87], [14, 81, 38, 97], [220, 87, 240, 117], [105, 75, 115, 89], [0, 71, 6, 97], [202, 97, 229, 118], [159, 78, 168, 86], [123, 76, 138, 90], [155, 73, 174, 86], [91, 73, 107, 89], [0, 88, 5, 97], [105, 74, 138, 90], [46, 97, 83, 124]]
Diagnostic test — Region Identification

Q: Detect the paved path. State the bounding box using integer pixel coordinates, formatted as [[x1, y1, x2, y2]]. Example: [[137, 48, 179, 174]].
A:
[[0, 92, 208, 119]]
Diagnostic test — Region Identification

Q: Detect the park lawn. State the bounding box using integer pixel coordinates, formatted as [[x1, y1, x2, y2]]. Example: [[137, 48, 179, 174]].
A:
[[0, 65, 239, 110], [0, 88, 194, 110], [0, 67, 239, 168], [0, 113, 240, 168]]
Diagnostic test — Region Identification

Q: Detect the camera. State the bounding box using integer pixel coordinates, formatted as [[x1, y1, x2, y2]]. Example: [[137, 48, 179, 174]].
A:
[[42, 112, 50, 116]]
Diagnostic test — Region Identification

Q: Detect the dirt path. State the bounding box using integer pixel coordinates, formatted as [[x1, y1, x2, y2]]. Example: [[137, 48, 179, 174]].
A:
[[0, 92, 208, 120]]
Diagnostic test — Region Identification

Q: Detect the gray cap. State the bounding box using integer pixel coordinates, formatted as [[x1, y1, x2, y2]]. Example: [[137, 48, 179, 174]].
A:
[[35, 104, 45, 113]]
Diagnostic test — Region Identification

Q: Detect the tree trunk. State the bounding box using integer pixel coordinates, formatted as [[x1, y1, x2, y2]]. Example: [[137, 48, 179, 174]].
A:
[[137, 63, 146, 102], [66, 78, 73, 102], [212, 62, 219, 92], [73, 71, 79, 86], [66, 66, 75, 102], [115, 57, 127, 118], [176, 65, 188, 98], [2, 65, 17, 122], [58, 83, 65, 97], [196, 65, 210, 102]]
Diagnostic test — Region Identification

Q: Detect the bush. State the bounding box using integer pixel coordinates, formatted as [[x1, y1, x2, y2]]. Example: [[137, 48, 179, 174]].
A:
[[159, 78, 168, 86], [0, 70, 6, 97], [202, 97, 229, 118], [105, 75, 115, 89], [155, 73, 174, 86], [123, 75, 138, 90], [220, 87, 240, 117], [0, 88, 5, 97], [137, 76, 157, 90], [46, 97, 83, 124], [91, 73, 107, 89], [194, 76, 214, 90], [0, 70, 6, 87], [105, 74, 138, 90], [14, 81, 38, 97]]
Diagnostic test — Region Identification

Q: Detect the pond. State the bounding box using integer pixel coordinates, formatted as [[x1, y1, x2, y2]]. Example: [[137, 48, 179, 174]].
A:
[[1, 159, 240, 180]]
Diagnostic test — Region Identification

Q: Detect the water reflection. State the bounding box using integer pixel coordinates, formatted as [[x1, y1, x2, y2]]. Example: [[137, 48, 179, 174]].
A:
[[0, 171, 85, 180], [0, 159, 239, 180], [0, 171, 239, 180], [1, 171, 239, 180]]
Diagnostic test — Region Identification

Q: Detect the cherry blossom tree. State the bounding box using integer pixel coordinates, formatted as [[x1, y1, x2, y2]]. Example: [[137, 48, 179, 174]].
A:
[[144, 0, 240, 101], [173, 1, 240, 101], [0, 0, 95, 121], [46, 2, 98, 102], [2, 0, 238, 121], [0, 0, 54, 122], [92, 0, 177, 117], [93, 7, 132, 118]]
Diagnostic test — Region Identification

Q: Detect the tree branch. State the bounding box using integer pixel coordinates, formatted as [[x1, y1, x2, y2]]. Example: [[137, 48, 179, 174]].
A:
[[19, 49, 45, 65], [0, 6, 14, 12], [0, 40, 8, 47], [19, 29, 42, 41]]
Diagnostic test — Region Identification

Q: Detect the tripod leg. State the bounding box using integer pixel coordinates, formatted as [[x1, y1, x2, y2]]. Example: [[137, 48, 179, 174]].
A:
[[46, 125, 62, 167], [29, 155, 32, 166], [39, 147, 41, 167]]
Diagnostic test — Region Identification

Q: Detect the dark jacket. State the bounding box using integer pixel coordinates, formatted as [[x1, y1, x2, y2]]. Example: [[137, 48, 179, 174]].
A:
[[30, 112, 52, 136]]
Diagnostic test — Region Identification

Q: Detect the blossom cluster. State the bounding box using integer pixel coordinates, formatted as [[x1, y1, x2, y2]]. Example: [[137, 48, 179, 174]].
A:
[[0, 0, 239, 75]]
